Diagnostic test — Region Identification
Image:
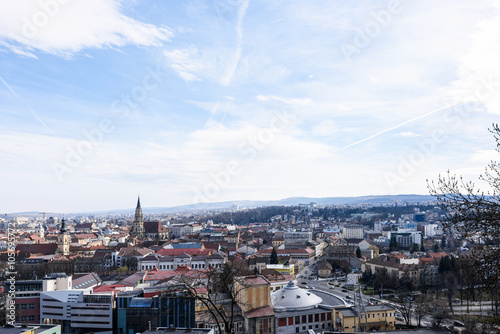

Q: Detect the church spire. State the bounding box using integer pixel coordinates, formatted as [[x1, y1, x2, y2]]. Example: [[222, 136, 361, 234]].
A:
[[131, 196, 144, 238], [60, 217, 67, 233]]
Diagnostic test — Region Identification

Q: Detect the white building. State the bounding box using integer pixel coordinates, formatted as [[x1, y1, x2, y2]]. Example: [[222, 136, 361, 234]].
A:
[[424, 223, 443, 237], [41, 290, 113, 332], [388, 231, 422, 247], [272, 281, 337, 334], [284, 231, 312, 245], [342, 224, 364, 239], [138, 253, 226, 271]]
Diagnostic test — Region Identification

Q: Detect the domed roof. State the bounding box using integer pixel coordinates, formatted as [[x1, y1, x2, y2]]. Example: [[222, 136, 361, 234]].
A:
[[272, 281, 323, 312]]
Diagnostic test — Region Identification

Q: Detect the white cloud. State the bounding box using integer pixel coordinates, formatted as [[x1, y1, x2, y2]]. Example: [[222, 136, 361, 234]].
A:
[[448, 2, 500, 114], [312, 120, 338, 137], [0, 0, 173, 57], [470, 149, 498, 163], [396, 131, 421, 138], [163, 46, 206, 82]]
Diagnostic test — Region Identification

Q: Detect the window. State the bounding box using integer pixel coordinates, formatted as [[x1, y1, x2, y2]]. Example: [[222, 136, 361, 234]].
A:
[[308, 315, 313, 322], [315, 314, 319, 322], [295, 316, 300, 324], [321, 313, 325, 321], [296, 327, 300, 333], [302, 315, 306, 323], [278, 318, 286, 327], [288, 317, 294, 325]]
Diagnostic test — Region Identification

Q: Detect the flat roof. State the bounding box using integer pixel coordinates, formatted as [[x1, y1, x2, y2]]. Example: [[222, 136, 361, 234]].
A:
[[1, 324, 60, 334]]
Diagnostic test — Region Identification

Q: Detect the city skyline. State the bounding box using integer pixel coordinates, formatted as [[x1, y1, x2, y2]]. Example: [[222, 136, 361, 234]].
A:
[[1, 1, 500, 213]]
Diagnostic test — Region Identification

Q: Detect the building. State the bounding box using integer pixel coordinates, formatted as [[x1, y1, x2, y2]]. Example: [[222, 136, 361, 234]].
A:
[[342, 225, 364, 239], [40, 290, 114, 333], [266, 263, 295, 276], [144, 221, 169, 240], [4, 273, 72, 324], [389, 231, 422, 248], [424, 223, 443, 237], [142, 329, 214, 334], [138, 252, 225, 271], [332, 304, 396, 332], [258, 248, 315, 266], [317, 260, 333, 278], [284, 231, 312, 246], [56, 219, 70, 256], [273, 281, 335, 334], [1, 324, 61, 334], [130, 196, 145, 238], [234, 275, 274, 334], [116, 292, 196, 334]]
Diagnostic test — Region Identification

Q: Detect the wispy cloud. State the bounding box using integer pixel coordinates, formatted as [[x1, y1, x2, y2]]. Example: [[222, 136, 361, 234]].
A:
[[0, 0, 173, 57], [220, 0, 250, 86]]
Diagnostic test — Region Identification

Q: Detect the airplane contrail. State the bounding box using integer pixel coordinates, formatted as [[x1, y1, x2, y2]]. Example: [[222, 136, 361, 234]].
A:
[[333, 103, 458, 153], [0, 76, 55, 135]]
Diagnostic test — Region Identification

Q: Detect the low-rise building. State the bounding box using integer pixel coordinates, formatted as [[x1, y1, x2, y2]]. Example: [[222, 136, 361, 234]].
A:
[[273, 281, 335, 334], [333, 304, 396, 332]]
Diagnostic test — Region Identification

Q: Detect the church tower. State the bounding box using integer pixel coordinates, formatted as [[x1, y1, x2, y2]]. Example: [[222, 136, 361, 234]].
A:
[[130, 196, 144, 238], [57, 218, 70, 256], [36, 222, 45, 241]]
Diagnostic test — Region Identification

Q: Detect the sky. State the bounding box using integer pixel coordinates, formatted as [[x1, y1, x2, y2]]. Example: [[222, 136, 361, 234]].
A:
[[1, 0, 500, 213]]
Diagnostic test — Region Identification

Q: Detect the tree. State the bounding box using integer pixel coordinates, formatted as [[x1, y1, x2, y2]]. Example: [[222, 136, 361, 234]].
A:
[[440, 236, 447, 250], [394, 290, 414, 326], [409, 243, 419, 254], [269, 247, 278, 264], [355, 247, 362, 258], [428, 124, 500, 291], [432, 243, 439, 253], [166, 259, 250, 334], [429, 298, 449, 327], [413, 295, 432, 327], [389, 237, 398, 252]]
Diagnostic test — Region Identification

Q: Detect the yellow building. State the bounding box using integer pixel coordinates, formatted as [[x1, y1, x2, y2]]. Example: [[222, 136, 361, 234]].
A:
[[234, 275, 275, 334], [333, 304, 396, 332]]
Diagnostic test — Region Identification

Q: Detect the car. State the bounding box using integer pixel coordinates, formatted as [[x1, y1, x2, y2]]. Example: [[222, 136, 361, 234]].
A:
[[453, 321, 465, 327], [345, 296, 351, 299], [342, 289, 347, 292], [422, 322, 430, 327], [329, 286, 334, 289]]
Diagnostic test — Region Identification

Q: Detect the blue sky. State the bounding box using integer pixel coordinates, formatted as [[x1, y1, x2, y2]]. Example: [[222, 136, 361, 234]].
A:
[[1, 0, 500, 213]]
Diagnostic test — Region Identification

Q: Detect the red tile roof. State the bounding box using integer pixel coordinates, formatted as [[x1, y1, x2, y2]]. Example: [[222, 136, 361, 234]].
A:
[[245, 305, 275, 318]]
